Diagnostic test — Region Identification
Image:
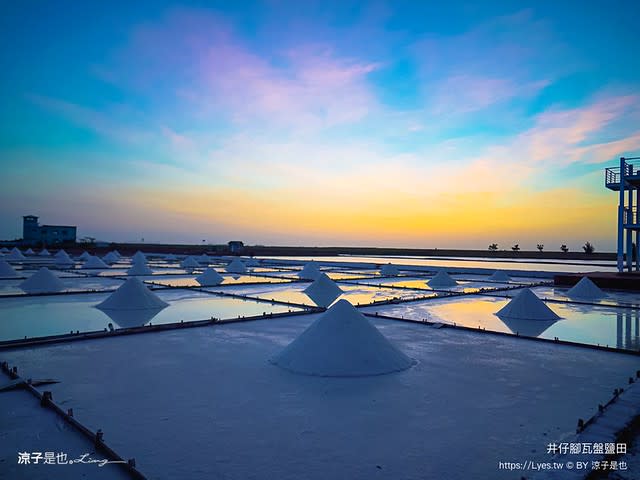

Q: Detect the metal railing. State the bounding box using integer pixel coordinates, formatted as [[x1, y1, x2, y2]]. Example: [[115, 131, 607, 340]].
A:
[[605, 167, 620, 186]]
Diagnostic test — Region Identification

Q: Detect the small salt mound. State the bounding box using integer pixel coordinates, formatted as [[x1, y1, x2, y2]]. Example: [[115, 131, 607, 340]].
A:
[[54, 250, 74, 266], [132, 251, 147, 264], [102, 251, 119, 264], [428, 271, 458, 288], [495, 288, 560, 321], [489, 270, 511, 282], [19, 267, 64, 294], [25, 248, 35, 255], [181, 256, 201, 268], [79, 251, 92, 261], [7, 248, 25, 260], [198, 254, 211, 265], [380, 263, 399, 276], [165, 254, 177, 261], [112, 250, 122, 258], [127, 262, 153, 276], [0, 247, 8, 253], [298, 261, 321, 280], [0, 260, 19, 278], [38, 248, 51, 257], [96, 277, 169, 310], [196, 268, 224, 286], [271, 299, 414, 377], [567, 277, 606, 300], [81, 256, 109, 269], [303, 273, 343, 307], [226, 258, 247, 274]]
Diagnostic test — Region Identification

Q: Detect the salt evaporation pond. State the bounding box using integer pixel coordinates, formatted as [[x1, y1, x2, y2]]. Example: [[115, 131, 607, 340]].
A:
[[2, 315, 637, 480], [0, 290, 303, 341]]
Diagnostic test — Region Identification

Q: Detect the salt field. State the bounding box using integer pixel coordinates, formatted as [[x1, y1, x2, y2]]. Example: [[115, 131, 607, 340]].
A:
[[1, 251, 639, 480]]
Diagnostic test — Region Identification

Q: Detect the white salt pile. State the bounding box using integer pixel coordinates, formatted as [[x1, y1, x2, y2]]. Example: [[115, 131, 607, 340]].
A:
[[495, 288, 560, 321], [18, 267, 64, 294], [38, 248, 51, 257], [0, 247, 8, 253], [132, 251, 147, 264], [102, 251, 120, 264], [380, 263, 399, 276], [95, 277, 169, 328], [127, 262, 153, 276], [567, 277, 606, 300], [54, 250, 74, 266], [488, 270, 511, 282], [303, 273, 343, 307], [427, 271, 458, 288], [226, 258, 247, 274], [298, 261, 321, 280], [7, 248, 25, 261], [0, 260, 19, 278], [196, 268, 224, 286], [81, 256, 109, 269], [79, 251, 92, 261], [198, 254, 211, 265], [271, 299, 414, 377], [181, 256, 201, 269], [25, 248, 35, 255], [96, 277, 169, 310]]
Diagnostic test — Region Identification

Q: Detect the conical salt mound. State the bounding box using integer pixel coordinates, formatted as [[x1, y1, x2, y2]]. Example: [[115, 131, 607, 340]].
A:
[[112, 250, 122, 259], [7, 248, 25, 260], [271, 299, 414, 377], [79, 251, 91, 261], [102, 251, 119, 264], [298, 261, 321, 280], [196, 268, 224, 286], [0, 260, 19, 278], [19, 267, 65, 294], [226, 258, 247, 274], [181, 256, 200, 268], [198, 254, 211, 265], [25, 248, 35, 255], [567, 277, 606, 300], [303, 273, 343, 307], [428, 271, 458, 288], [380, 263, 399, 276], [132, 251, 147, 264], [54, 250, 74, 266], [489, 270, 511, 282], [96, 277, 169, 311], [495, 288, 560, 321], [81, 256, 109, 269], [0, 247, 8, 253], [127, 262, 153, 276], [38, 248, 51, 257]]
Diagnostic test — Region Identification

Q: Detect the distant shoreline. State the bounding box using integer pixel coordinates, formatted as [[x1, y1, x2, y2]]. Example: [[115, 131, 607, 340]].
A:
[[59, 243, 616, 261]]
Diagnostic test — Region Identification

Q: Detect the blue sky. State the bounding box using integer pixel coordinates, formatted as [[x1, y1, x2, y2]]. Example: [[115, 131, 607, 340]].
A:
[[1, 1, 639, 250]]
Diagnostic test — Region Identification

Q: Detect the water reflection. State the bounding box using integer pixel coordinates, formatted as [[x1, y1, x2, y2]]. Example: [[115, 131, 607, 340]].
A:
[[95, 306, 166, 329], [617, 310, 640, 350], [497, 316, 560, 338]]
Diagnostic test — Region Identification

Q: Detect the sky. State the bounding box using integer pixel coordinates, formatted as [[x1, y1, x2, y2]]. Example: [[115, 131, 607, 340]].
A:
[[1, 1, 639, 250]]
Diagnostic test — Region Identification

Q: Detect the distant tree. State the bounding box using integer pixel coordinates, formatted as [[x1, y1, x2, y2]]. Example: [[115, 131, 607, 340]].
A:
[[488, 243, 498, 252], [560, 244, 569, 253], [583, 242, 595, 254], [537, 244, 544, 252], [511, 244, 520, 252]]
